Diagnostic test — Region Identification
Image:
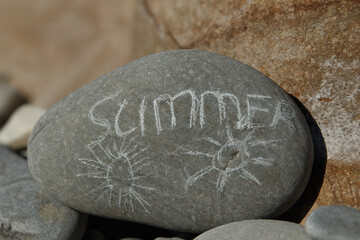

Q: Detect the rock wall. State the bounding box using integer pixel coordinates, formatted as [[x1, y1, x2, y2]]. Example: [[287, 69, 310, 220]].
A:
[[133, 0, 360, 223]]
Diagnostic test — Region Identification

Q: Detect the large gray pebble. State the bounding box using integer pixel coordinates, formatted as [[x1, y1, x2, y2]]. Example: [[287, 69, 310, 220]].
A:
[[194, 220, 311, 240], [0, 145, 87, 240], [28, 50, 313, 232], [305, 205, 360, 240]]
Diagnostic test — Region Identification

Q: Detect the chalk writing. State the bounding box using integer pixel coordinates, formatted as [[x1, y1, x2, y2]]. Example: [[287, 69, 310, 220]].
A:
[[153, 90, 199, 135], [246, 94, 272, 128], [139, 97, 147, 136], [78, 100, 154, 213], [79, 88, 297, 200], [181, 125, 279, 194], [270, 100, 296, 131], [199, 91, 246, 129], [92, 89, 296, 137]]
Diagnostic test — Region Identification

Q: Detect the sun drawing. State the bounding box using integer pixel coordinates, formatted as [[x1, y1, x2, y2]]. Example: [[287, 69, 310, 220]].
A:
[[182, 125, 278, 194], [77, 134, 154, 213]]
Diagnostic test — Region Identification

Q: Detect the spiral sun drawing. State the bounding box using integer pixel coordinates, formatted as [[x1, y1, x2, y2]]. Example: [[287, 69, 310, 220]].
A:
[[77, 134, 155, 213], [182, 126, 279, 194]]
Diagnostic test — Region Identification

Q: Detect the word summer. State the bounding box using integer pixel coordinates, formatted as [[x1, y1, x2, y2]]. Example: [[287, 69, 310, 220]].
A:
[[89, 89, 297, 137]]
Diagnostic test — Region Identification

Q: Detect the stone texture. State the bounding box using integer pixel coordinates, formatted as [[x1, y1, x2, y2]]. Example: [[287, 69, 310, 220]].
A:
[[28, 50, 313, 233], [0, 104, 46, 149], [305, 205, 360, 240], [0, 0, 136, 108], [0, 145, 87, 240], [133, 0, 360, 223], [0, 75, 26, 126], [194, 220, 311, 240]]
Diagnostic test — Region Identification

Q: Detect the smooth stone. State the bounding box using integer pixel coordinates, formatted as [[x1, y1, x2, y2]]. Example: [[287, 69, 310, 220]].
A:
[[0, 145, 87, 240], [28, 50, 313, 232], [194, 220, 311, 240], [305, 205, 360, 240], [0, 104, 46, 149], [0, 75, 26, 126]]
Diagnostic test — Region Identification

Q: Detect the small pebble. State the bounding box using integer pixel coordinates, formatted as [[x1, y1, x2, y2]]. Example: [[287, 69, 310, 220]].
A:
[[305, 205, 360, 240], [194, 219, 311, 240], [0, 104, 46, 149]]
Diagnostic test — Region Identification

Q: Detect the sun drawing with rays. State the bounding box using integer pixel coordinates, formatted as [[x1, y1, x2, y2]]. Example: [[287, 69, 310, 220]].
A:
[[182, 126, 279, 194], [77, 134, 155, 213]]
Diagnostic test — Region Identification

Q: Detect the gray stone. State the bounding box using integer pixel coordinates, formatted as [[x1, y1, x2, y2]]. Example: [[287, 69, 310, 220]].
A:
[[194, 220, 311, 240], [0, 145, 87, 240], [28, 50, 313, 232], [305, 205, 360, 240]]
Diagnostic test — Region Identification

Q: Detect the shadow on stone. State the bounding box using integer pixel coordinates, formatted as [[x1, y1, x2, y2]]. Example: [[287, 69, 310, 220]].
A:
[[277, 94, 327, 223], [84, 215, 197, 240], [0, 73, 27, 127]]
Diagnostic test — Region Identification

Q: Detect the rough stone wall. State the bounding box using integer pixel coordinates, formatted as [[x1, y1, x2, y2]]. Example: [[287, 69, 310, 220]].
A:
[[133, 0, 360, 223]]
